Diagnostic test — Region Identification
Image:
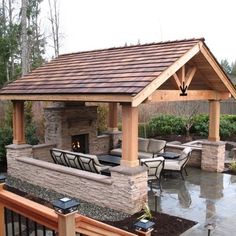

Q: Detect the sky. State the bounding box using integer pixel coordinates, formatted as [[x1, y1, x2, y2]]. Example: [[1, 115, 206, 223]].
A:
[[42, 0, 236, 63]]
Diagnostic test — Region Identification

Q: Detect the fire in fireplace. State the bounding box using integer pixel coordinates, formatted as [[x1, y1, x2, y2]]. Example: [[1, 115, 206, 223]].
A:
[[71, 134, 89, 153]]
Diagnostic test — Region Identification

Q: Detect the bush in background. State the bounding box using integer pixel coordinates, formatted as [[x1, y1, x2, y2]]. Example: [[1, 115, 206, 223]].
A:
[[191, 114, 209, 137], [148, 114, 185, 137], [0, 125, 13, 161], [0, 102, 39, 162], [138, 123, 152, 138], [220, 115, 236, 138], [97, 104, 108, 134]]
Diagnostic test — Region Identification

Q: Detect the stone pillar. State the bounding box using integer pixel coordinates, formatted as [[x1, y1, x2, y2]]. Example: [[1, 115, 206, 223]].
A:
[[110, 165, 148, 214], [6, 144, 33, 159], [105, 130, 122, 149], [201, 141, 225, 172], [6, 144, 33, 175]]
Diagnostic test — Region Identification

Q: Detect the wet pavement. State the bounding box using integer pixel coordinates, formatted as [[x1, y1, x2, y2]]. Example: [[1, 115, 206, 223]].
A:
[[148, 167, 236, 235]]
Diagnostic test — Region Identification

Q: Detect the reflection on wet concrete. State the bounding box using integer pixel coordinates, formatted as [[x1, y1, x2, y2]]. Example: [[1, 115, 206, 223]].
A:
[[148, 168, 236, 235]]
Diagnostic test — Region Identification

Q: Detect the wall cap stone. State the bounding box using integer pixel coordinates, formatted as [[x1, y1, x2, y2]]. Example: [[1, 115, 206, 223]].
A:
[[166, 143, 202, 151], [97, 134, 109, 139], [6, 144, 32, 150], [104, 131, 122, 135], [111, 165, 146, 176], [202, 141, 226, 147], [32, 143, 56, 150]]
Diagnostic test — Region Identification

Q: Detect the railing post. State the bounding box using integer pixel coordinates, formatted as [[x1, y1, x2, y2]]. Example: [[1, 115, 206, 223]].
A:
[[52, 197, 79, 236], [0, 175, 6, 236], [58, 212, 77, 236]]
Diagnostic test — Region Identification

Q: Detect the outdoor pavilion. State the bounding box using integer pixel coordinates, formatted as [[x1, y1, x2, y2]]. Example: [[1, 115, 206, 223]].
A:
[[0, 38, 235, 213]]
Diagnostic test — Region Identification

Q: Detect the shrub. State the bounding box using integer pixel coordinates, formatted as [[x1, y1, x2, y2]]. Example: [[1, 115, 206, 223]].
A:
[[191, 114, 209, 137], [148, 114, 185, 137], [97, 104, 108, 134], [26, 123, 39, 145], [229, 161, 236, 173], [0, 125, 13, 161], [138, 123, 152, 138]]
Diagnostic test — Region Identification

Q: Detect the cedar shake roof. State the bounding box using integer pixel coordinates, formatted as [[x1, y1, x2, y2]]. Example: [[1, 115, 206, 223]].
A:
[[1, 39, 201, 95], [0, 38, 235, 105]]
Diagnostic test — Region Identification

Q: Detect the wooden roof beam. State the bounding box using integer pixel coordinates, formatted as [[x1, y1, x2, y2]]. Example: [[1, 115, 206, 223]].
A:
[[173, 73, 182, 88], [172, 65, 197, 89], [146, 90, 231, 102], [185, 66, 197, 87], [132, 42, 203, 107], [0, 94, 133, 103], [200, 45, 236, 99]]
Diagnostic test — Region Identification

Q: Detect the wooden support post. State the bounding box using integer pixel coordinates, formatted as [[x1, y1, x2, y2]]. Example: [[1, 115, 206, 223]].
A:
[[121, 104, 139, 167], [136, 229, 153, 236], [13, 100, 25, 145], [208, 100, 220, 142], [108, 103, 118, 131], [58, 212, 77, 236], [0, 184, 5, 236]]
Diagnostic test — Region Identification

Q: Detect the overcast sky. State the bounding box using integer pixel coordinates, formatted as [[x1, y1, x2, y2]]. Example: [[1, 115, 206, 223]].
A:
[[42, 0, 236, 63]]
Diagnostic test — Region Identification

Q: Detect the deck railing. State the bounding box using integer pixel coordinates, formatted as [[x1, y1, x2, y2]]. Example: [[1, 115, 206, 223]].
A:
[[0, 182, 137, 236]]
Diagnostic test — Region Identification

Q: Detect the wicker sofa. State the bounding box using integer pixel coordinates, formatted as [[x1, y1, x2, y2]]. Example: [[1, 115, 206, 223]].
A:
[[110, 138, 166, 159]]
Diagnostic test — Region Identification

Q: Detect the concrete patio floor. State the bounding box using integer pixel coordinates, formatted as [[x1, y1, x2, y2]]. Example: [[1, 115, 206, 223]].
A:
[[148, 167, 236, 236]]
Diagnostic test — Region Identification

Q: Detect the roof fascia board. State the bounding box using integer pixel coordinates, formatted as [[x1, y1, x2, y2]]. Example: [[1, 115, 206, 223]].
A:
[[132, 42, 203, 107], [200, 45, 236, 99], [0, 94, 133, 103]]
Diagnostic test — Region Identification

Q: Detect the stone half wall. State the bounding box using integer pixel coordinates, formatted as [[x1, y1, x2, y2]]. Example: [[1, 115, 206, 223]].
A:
[[6, 145, 148, 214], [165, 143, 202, 168], [44, 103, 110, 155]]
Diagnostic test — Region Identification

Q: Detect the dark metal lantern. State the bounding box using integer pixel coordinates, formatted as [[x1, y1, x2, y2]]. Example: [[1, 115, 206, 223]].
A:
[[134, 219, 155, 232], [52, 197, 79, 214]]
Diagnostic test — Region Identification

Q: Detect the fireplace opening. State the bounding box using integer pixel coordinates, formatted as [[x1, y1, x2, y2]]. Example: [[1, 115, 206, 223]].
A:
[[71, 134, 89, 153]]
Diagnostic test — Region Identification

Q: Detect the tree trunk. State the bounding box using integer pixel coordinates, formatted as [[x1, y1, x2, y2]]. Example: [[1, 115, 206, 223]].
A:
[[48, 0, 60, 57], [8, 0, 14, 80], [21, 0, 29, 76]]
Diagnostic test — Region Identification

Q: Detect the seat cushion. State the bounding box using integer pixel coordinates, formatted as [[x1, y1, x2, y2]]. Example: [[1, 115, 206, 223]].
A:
[[110, 148, 122, 156], [138, 151, 153, 159], [164, 160, 181, 171], [147, 139, 166, 154], [138, 138, 149, 152]]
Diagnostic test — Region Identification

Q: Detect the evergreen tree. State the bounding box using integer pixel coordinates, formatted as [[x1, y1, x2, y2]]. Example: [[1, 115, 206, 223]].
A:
[[231, 61, 236, 76], [221, 59, 232, 75]]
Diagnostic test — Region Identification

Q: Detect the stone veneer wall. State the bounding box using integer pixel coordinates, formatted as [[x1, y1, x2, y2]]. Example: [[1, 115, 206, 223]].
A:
[[44, 103, 110, 155], [6, 144, 147, 214], [165, 143, 202, 168]]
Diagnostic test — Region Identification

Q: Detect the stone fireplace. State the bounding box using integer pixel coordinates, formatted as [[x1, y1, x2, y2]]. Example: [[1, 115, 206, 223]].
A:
[[44, 102, 111, 154]]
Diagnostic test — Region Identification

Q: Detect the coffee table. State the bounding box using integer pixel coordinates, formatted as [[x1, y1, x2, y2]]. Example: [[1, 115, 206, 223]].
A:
[[98, 154, 121, 166], [157, 152, 180, 160]]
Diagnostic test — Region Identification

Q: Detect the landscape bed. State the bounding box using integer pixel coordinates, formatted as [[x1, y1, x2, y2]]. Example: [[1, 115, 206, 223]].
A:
[[103, 211, 197, 236], [5, 184, 197, 236]]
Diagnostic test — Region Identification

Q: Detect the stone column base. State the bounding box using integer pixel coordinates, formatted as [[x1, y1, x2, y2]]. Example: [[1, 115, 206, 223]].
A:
[[6, 144, 33, 159], [201, 141, 225, 172], [104, 130, 122, 149], [110, 165, 148, 214]]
